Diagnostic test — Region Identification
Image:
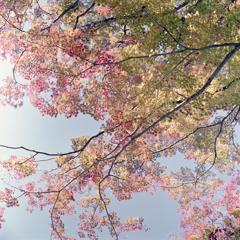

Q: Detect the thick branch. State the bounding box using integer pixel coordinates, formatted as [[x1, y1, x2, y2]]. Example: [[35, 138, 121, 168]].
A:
[[73, 2, 95, 30], [78, 17, 115, 32], [175, 2, 189, 11], [41, 0, 79, 31], [113, 44, 240, 158], [133, 44, 240, 138]]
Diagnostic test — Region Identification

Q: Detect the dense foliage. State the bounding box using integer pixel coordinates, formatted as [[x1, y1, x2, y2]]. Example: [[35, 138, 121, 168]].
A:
[[0, 0, 240, 239]]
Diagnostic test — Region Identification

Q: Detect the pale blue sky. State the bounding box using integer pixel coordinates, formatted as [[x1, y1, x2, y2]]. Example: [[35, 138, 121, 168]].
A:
[[0, 60, 186, 240]]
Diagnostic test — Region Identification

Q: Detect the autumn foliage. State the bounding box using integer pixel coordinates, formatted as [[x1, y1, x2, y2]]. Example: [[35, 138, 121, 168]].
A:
[[0, 0, 240, 239]]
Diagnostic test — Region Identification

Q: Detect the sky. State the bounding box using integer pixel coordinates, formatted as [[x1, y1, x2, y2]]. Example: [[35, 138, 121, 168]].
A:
[[0, 60, 190, 240]]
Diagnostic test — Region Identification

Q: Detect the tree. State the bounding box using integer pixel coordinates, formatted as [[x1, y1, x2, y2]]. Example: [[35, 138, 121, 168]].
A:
[[0, 0, 240, 239]]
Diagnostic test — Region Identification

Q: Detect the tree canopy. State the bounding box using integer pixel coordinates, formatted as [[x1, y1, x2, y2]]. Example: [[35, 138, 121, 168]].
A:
[[0, 0, 240, 239]]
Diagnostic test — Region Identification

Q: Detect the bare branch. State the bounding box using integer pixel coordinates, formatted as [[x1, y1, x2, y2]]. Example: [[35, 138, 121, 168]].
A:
[[41, 0, 80, 31], [175, 2, 189, 11], [0, 13, 25, 32], [153, 107, 237, 154], [73, 3, 95, 30], [0, 131, 104, 157], [78, 17, 115, 32]]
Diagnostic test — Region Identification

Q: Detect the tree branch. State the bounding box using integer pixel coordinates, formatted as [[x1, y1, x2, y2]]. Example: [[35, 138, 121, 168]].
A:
[[0, 131, 104, 157], [73, 2, 95, 30], [114, 44, 240, 159], [41, 0, 80, 31]]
